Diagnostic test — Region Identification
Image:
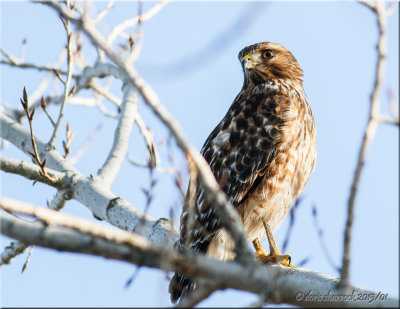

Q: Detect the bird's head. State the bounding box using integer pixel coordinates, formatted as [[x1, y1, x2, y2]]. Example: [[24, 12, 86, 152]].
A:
[[238, 42, 303, 87]]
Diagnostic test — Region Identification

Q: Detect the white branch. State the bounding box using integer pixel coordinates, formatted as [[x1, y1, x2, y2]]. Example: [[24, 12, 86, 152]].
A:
[[69, 122, 104, 165], [97, 82, 138, 187], [0, 47, 20, 64], [0, 193, 67, 266], [106, 0, 170, 45], [0, 155, 66, 188], [1, 61, 122, 123], [90, 81, 121, 107], [1, 202, 397, 308], [0, 59, 75, 77], [92, 0, 114, 25], [0, 112, 175, 246], [0, 240, 28, 266], [48, 190, 68, 211]]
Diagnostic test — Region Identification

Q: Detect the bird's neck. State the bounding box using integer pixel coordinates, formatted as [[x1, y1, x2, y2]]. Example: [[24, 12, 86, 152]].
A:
[[242, 77, 303, 94]]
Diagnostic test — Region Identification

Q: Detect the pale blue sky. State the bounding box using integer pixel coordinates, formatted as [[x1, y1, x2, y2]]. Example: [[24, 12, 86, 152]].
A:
[[1, 1, 398, 307]]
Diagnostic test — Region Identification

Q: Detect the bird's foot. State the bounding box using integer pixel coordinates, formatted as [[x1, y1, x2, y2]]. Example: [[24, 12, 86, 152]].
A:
[[252, 238, 295, 268]]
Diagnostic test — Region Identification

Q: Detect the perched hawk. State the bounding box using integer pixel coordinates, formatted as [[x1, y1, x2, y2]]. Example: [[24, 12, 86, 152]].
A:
[[169, 42, 316, 303]]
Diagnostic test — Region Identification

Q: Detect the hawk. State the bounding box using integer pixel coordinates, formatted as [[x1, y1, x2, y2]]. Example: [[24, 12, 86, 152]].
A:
[[169, 42, 316, 303]]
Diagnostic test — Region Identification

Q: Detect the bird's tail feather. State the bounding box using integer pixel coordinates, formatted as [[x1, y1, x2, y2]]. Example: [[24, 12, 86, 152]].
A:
[[168, 272, 196, 304]]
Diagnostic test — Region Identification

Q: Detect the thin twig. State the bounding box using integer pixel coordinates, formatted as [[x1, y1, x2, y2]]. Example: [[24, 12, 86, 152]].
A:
[[126, 154, 175, 173], [95, 102, 119, 118], [69, 122, 103, 165], [28, 48, 68, 108], [0, 47, 20, 64], [134, 113, 158, 168], [21, 245, 34, 273], [48, 1, 74, 148], [281, 197, 302, 253], [311, 205, 340, 273], [339, 1, 389, 288], [0, 58, 77, 78], [138, 166, 157, 235], [374, 114, 399, 126], [124, 265, 141, 289], [19, 38, 27, 62], [63, 122, 75, 159], [92, 0, 114, 25], [106, 0, 170, 45], [20, 88, 56, 183], [359, 0, 376, 12], [127, 2, 144, 63], [90, 80, 121, 108], [41, 96, 56, 126]]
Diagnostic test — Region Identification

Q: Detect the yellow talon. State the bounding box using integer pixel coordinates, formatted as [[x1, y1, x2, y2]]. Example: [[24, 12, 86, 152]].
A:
[[252, 220, 296, 268]]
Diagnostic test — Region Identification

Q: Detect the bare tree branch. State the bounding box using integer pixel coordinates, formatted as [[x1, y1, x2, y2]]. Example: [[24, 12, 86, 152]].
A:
[[0, 62, 119, 123], [0, 193, 67, 266], [0, 58, 78, 80], [1, 202, 397, 307], [97, 82, 138, 187], [106, 0, 170, 45], [48, 2, 74, 147], [92, 0, 115, 25], [134, 113, 159, 168], [48, 190, 68, 211], [69, 122, 103, 165], [340, 1, 389, 287], [0, 47, 20, 64], [0, 156, 66, 188], [0, 112, 175, 246], [374, 114, 399, 126], [89, 80, 121, 108], [0, 240, 28, 266]]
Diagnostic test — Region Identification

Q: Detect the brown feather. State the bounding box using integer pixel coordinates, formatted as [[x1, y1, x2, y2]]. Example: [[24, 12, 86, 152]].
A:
[[169, 41, 316, 303]]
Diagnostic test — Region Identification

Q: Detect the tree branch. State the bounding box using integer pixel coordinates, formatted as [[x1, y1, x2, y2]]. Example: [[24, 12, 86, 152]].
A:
[[48, 4, 74, 148], [1, 202, 397, 308], [97, 82, 138, 187], [0, 155, 66, 189], [0, 193, 66, 266], [340, 1, 389, 287], [0, 112, 175, 246], [0, 240, 28, 266], [106, 0, 170, 45], [0, 60, 78, 78], [134, 113, 159, 168]]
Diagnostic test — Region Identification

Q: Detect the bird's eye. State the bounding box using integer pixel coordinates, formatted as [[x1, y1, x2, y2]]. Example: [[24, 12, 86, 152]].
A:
[[262, 49, 275, 59]]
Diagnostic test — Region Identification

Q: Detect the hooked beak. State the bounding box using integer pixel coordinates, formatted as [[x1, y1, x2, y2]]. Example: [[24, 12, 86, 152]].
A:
[[241, 54, 256, 70]]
